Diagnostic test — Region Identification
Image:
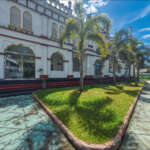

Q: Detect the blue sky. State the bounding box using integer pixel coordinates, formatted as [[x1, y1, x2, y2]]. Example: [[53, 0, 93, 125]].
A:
[[82, 0, 150, 47], [59, 0, 150, 47]]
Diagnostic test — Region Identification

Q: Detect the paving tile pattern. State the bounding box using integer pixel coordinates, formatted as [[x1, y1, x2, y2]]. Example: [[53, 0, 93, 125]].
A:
[[0, 95, 75, 150], [120, 82, 150, 150]]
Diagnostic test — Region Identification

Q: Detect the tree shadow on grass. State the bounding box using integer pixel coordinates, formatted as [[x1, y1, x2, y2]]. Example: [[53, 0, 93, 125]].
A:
[[36, 87, 121, 142], [54, 95, 120, 141], [103, 84, 139, 97], [36, 87, 80, 107], [76, 97, 120, 139], [40, 86, 91, 108], [54, 89, 82, 126]]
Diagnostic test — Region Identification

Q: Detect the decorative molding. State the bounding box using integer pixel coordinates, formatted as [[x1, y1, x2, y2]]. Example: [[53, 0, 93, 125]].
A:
[[0, 26, 71, 47], [0, 32, 101, 58], [3, 43, 35, 55], [10, 0, 68, 25]]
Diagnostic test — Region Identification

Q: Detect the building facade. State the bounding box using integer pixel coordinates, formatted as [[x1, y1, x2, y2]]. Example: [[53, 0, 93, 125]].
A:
[[0, 0, 129, 80]]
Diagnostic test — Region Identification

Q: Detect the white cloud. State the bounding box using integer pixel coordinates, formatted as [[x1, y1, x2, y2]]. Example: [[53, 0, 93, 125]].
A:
[[48, 0, 108, 14], [130, 4, 150, 23], [84, 0, 108, 14], [143, 34, 150, 39], [113, 4, 150, 32], [88, 0, 108, 7], [84, 4, 98, 14], [139, 27, 150, 32], [144, 42, 150, 45]]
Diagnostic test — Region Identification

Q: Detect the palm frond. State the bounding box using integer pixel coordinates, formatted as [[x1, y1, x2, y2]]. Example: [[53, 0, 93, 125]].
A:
[[60, 18, 79, 47], [114, 29, 129, 49], [74, 2, 85, 19], [87, 32, 108, 57], [84, 14, 111, 36]]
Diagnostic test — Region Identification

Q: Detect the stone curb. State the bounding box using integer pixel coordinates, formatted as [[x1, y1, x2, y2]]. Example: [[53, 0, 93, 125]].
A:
[[32, 87, 143, 150]]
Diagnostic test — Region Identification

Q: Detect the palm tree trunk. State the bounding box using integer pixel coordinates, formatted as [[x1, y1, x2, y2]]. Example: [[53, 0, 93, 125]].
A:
[[128, 66, 131, 83], [113, 61, 116, 84], [137, 63, 140, 82], [80, 55, 84, 93], [133, 64, 138, 86]]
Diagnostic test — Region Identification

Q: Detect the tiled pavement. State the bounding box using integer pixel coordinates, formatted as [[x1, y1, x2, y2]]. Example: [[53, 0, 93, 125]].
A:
[[120, 81, 150, 150], [0, 95, 75, 150]]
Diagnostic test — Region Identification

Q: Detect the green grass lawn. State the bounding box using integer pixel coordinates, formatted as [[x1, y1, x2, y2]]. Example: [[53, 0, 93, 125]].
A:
[[34, 82, 143, 144]]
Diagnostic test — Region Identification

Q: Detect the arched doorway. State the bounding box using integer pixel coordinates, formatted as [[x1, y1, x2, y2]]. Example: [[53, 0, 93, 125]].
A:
[[4, 45, 35, 79], [95, 59, 101, 77], [51, 53, 64, 71], [73, 56, 80, 72]]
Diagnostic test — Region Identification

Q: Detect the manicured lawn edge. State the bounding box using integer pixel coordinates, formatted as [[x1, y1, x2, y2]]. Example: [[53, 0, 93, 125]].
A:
[[32, 86, 143, 150]]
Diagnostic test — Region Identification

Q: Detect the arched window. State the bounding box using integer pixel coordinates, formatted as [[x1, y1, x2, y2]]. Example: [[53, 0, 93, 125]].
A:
[[96, 48, 101, 55], [95, 60, 101, 76], [10, 6, 21, 27], [23, 11, 32, 31], [4, 45, 35, 79], [72, 39, 77, 49], [51, 53, 63, 71], [73, 57, 80, 72], [51, 23, 58, 40]]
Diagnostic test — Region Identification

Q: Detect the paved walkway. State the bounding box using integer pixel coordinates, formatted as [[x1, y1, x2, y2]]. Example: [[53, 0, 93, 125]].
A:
[[120, 81, 150, 150], [0, 95, 74, 150]]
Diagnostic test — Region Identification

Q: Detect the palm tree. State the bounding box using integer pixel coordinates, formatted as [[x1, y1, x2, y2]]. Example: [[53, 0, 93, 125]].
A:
[[119, 47, 135, 80], [128, 38, 140, 80], [60, 2, 111, 92], [109, 29, 129, 84], [128, 38, 149, 84], [135, 46, 147, 82]]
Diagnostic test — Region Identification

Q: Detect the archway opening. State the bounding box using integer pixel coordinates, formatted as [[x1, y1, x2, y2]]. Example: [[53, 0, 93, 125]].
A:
[[51, 53, 64, 71], [73, 56, 80, 72], [95, 59, 101, 77], [4, 45, 35, 79]]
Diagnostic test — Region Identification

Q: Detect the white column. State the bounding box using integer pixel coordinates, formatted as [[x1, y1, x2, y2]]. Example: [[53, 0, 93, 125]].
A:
[[67, 53, 73, 76], [0, 38, 4, 79], [35, 59, 41, 78], [42, 47, 48, 75], [0, 55, 4, 79]]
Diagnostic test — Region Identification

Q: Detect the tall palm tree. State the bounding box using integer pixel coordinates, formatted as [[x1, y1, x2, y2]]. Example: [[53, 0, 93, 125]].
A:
[[135, 46, 147, 82], [60, 2, 111, 92], [128, 38, 140, 79], [128, 38, 149, 83], [119, 47, 135, 82], [109, 29, 129, 84]]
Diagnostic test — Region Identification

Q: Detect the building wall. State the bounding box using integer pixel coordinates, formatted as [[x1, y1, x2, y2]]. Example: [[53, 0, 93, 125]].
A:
[[0, 0, 131, 80]]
